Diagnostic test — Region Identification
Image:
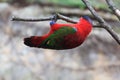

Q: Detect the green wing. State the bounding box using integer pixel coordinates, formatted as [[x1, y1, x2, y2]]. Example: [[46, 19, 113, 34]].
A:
[[39, 27, 77, 50]]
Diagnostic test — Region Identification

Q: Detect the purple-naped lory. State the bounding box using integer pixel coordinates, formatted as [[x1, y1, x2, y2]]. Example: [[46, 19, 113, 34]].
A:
[[24, 16, 92, 50]]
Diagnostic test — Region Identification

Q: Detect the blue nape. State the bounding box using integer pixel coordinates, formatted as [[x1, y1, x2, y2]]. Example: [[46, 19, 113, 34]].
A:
[[50, 21, 56, 25], [82, 15, 92, 25]]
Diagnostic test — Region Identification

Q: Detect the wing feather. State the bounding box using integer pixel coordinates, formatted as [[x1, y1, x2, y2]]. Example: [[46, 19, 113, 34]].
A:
[[39, 27, 77, 49]]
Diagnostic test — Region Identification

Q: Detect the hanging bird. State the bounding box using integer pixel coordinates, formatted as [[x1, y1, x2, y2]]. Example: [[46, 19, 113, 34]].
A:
[[24, 16, 93, 50]]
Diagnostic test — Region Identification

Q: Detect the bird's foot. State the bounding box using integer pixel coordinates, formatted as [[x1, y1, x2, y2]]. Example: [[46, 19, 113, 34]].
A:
[[50, 14, 58, 25]]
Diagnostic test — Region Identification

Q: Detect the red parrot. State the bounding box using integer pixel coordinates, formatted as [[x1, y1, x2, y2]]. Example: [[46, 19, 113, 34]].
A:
[[24, 16, 92, 50]]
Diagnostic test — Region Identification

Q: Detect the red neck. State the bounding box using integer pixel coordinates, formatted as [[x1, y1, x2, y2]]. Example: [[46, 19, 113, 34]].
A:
[[77, 18, 92, 38]]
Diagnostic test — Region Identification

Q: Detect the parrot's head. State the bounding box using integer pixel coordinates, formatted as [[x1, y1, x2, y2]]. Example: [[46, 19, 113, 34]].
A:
[[78, 15, 93, 35], [82, 15, 92, 25]]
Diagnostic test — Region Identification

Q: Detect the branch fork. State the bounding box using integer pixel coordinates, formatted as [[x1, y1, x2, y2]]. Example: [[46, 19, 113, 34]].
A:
[[11, 0, 120, 45]]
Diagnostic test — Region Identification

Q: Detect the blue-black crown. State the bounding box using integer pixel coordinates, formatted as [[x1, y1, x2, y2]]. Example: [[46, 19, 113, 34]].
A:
[[82, 15, 92, 24]]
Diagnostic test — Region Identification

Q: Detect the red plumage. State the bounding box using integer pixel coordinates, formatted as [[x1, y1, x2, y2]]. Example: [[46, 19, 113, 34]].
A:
[[24, 16, 93, 50]]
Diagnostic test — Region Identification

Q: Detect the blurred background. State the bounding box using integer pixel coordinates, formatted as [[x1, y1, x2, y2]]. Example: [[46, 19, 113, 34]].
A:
[[0, 0, 120, 80]]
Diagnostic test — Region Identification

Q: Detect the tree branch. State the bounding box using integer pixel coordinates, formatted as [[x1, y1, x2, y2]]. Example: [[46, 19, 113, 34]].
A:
[[11, 0, 120, 44], [11, 14, 101, 28], [106, 0, 120, 20], [82, 0, 120, 45], [11, 16, 53, 22], [11, 15, 77, 23], [57, 13, 77, 23]]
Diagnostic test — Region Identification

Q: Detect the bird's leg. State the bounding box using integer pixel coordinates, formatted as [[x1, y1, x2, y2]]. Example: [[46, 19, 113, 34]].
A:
[[52, 14, 58, 22], [50, 14, 58, 25]]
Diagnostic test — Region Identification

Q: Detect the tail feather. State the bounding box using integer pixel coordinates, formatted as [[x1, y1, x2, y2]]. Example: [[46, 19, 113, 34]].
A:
[[24, 36, 42, 47]]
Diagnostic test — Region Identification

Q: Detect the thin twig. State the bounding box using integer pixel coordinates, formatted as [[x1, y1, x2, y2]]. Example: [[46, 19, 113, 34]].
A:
[[11, 4, 120, 44], [11, 14, 77, 23], [57, 13, 77, 23], [82, 0, 120, 45], [106, 0, 120, 20], [11, 14, 101, 28], [11, 16, 53, 22], [82, 0, 106, 24]]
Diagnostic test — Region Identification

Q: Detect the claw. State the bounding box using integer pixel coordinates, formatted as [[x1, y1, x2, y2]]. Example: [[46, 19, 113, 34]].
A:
[[50, 21, 56, 25], [50, 14, 58, 25]]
